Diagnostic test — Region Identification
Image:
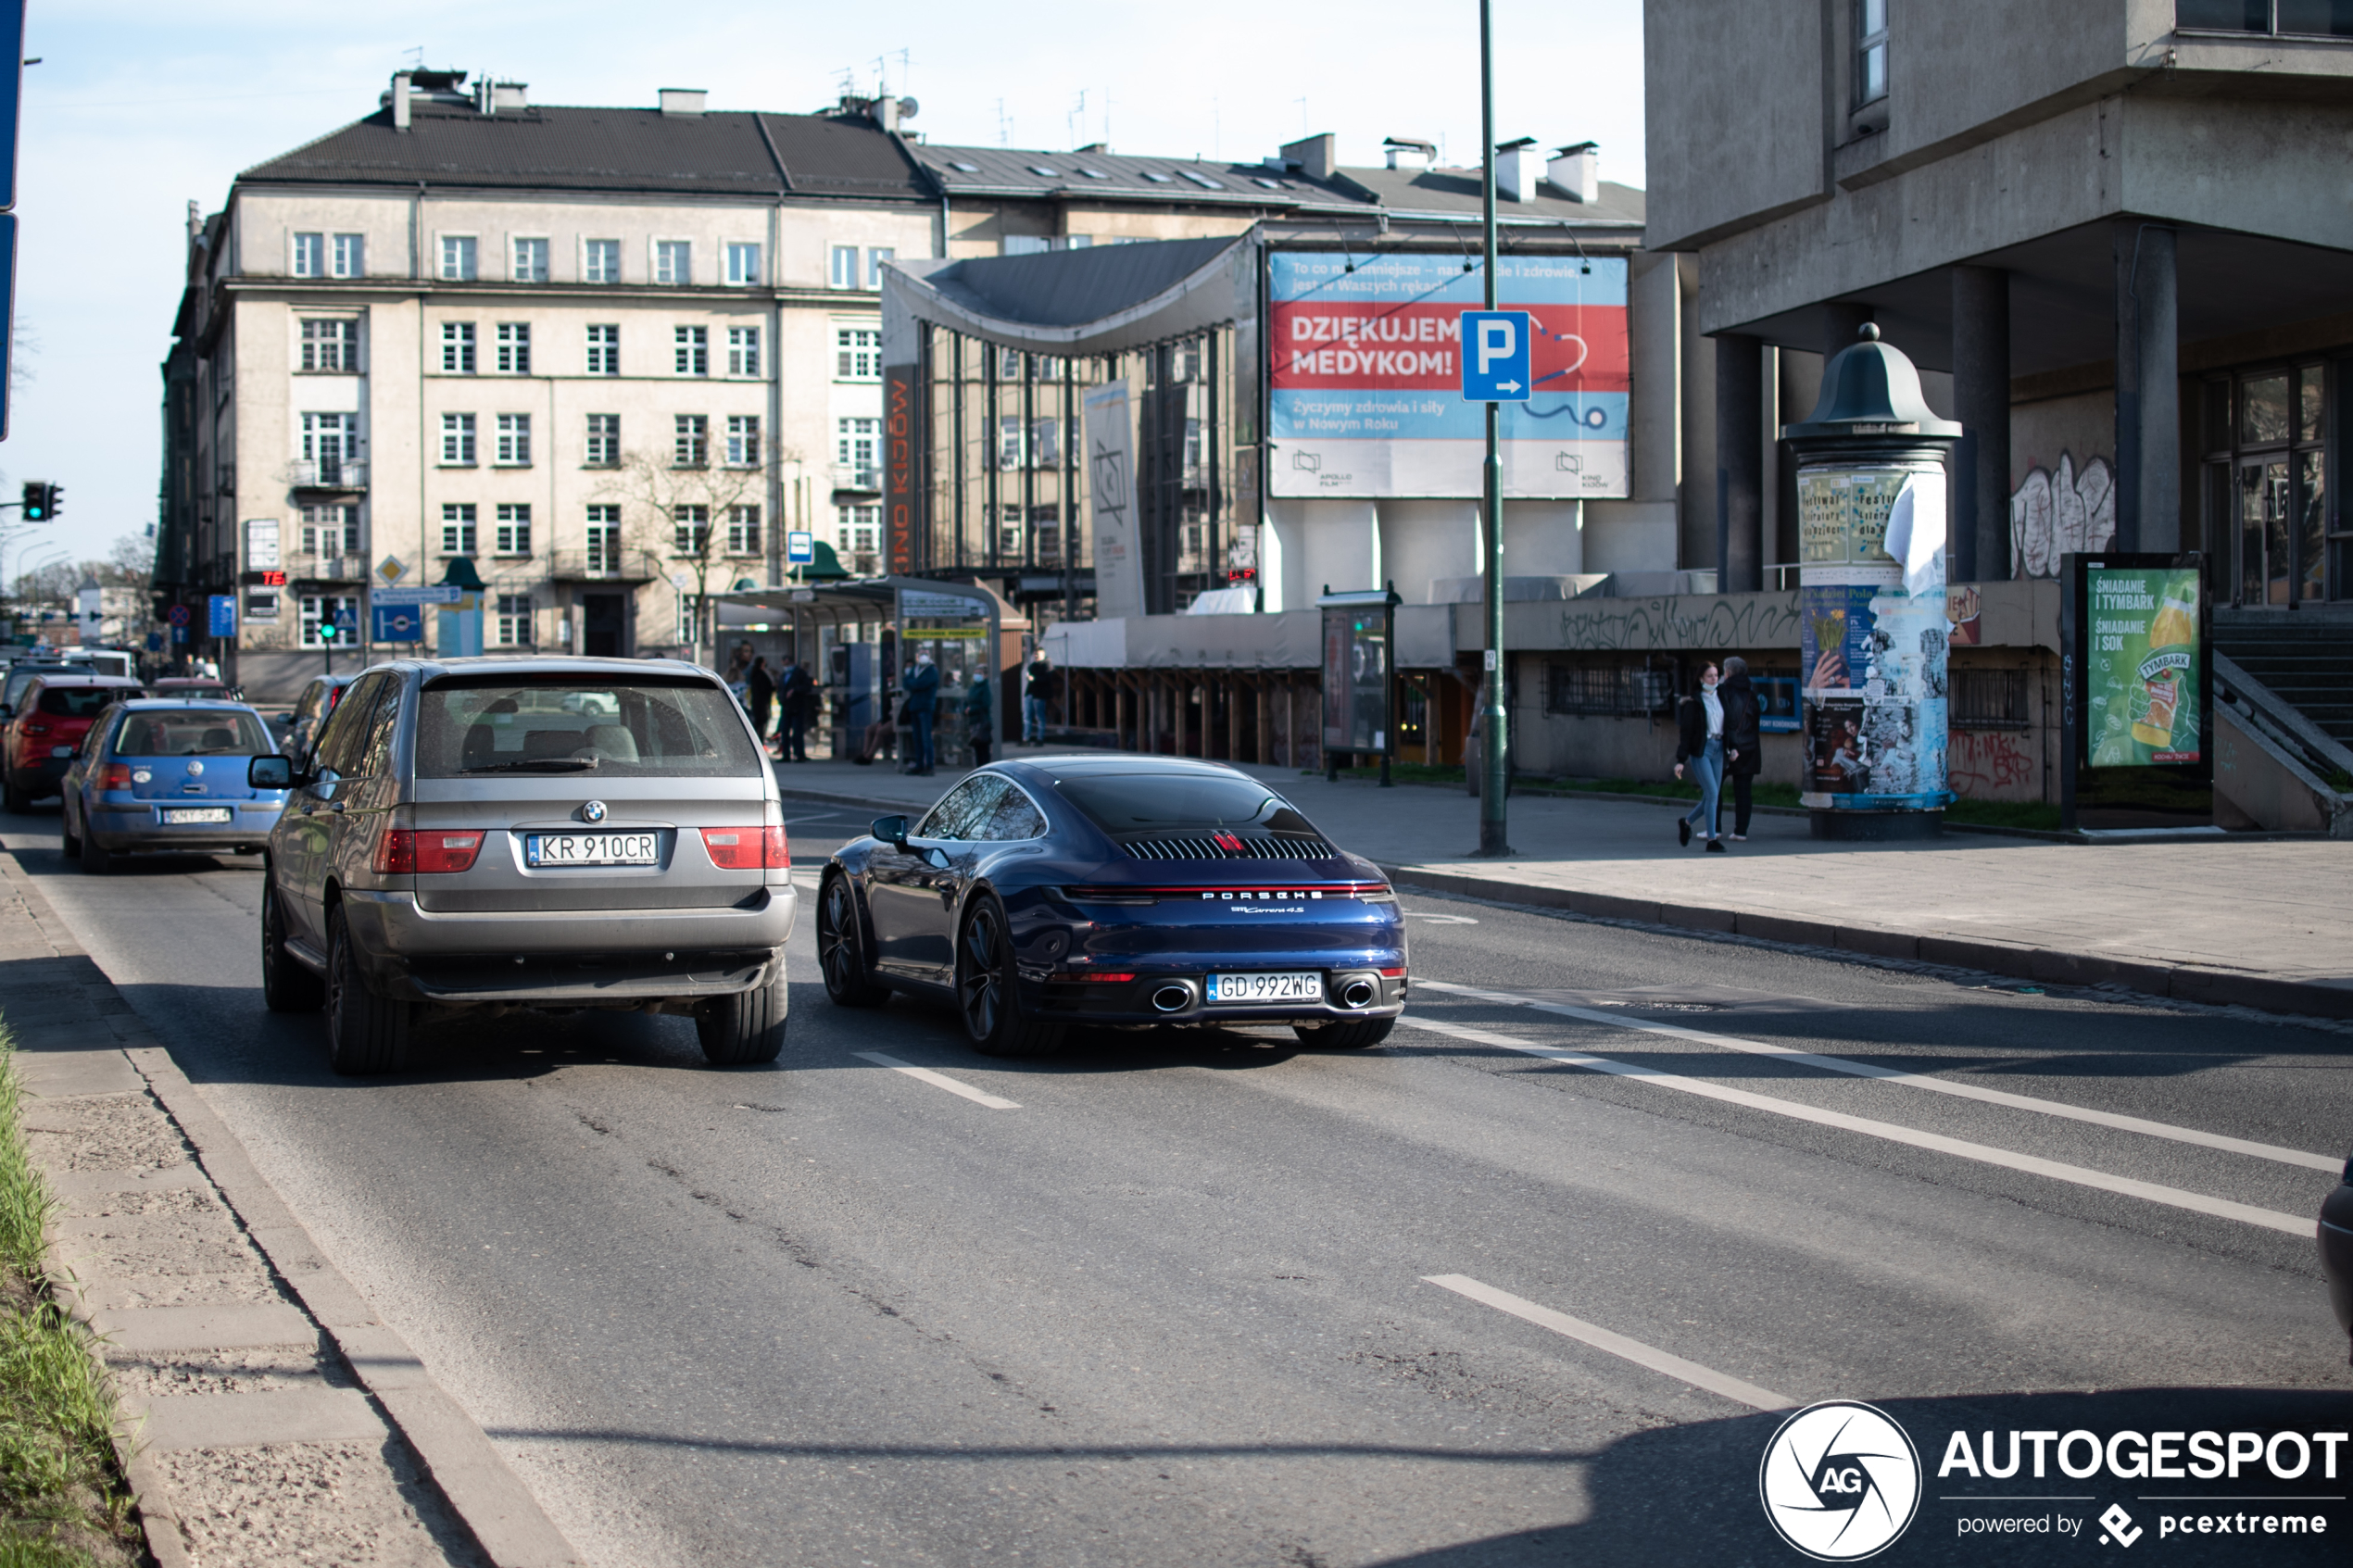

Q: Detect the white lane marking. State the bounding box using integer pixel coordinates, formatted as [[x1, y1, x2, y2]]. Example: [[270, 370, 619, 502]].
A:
[[1416, 978, 2341, 1174], [1423, 1273, 1793, 1412], [1399, 1017, 2312, 1237], [853, 1051, 1021, 1110], [1403, 912, 1480, 924]]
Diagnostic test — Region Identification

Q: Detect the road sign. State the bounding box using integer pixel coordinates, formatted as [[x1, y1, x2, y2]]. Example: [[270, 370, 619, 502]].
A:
[[1458, 308, 1532, 401], [377, 555, 407, 583], [371, 584, 461, 607], [207, 596, 236, 637], [372, 604, 423, 643], [786, 530, 815, 566], [166, 604, 191, 628]]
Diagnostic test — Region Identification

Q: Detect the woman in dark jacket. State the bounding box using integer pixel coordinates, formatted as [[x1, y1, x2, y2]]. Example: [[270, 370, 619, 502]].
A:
[[1718, 655, 1762, 842], [1672, 660, 1725, 851]]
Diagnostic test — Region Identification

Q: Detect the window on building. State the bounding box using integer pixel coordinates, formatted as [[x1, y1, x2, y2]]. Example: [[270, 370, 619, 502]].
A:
[[495, 322, 531, 374], [1002, 235, 1050, 257], [654, 240, 692, 285], [439, 234, 478, 282], [2203, 363, 2336, 606], [440, 413, 477, 466], [1035, 510, 1063, 566], [301, 412, 359, 479], [837, 417, 879, 478], [837, 503, 879, 562], [511, 236, 549, 282], [1855, 0, 1888, 106], [673, 505, 711, 556], [830, 245, 860, 289], [495, 594, 535, 647], [674, 415, 709, 467], [998, 415, 1025, 471], [674, 326, 709, 376], [298, 595, 359, 649], [726, 506, 761, 556], [724, 242, 762, 285], [300, 503, 360, 558], [292, 232, 324, 277], [331, 233, 364, 278], [727, 326, 761, 377], [585, 413, 621, 467], [439, 504, 478, 555], [2178, 1, 2353, 34], [441, 321, 476, 374], [299, 319, 359, 372], [724, 415, 761, 467], [584, 238, 621, 283], [496, 413, 532, 466], [866, 246, 896, 287], [1032, 417, 1061, 470], [586, 323, 620, 375], [494, 504, 533, 557], [836, 326, 880, 380], [585, 505, 622, 572]]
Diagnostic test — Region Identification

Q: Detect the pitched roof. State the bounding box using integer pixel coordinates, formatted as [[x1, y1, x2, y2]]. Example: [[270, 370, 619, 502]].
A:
[[237, 100, 929, 202], [912, 143, 1368, 213], [1333, 164, 1646, 227]]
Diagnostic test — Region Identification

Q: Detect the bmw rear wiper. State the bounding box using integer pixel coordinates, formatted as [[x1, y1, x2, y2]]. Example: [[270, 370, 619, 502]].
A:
[[461, 758, 600, 774]]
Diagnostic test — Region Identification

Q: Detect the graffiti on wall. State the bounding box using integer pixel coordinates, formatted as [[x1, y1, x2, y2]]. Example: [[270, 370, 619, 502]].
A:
[[1949, 729, 2037, 798], [1556, 593, 1803, 652], [2010, 452, 2115, 579]]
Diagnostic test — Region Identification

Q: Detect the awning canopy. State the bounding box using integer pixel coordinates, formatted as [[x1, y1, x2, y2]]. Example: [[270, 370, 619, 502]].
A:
[[711, 574, 1031, 636], [881, 234, 1258, 359]]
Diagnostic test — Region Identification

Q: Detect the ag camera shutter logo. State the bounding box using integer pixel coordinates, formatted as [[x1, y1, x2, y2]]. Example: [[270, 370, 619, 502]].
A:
[[1758, 1400, 1921, 1561]]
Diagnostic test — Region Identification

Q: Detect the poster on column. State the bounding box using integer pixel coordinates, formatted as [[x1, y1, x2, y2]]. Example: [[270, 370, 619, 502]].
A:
[[1083, 382, 1145, 621], [1267, 252, 1629, 499]]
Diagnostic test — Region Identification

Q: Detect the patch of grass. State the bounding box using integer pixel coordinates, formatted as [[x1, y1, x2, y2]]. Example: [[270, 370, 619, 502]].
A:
[[0, 1023, 142, 1568]]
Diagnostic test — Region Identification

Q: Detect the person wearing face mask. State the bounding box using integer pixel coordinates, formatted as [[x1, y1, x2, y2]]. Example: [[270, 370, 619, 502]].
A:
[[1718, 655, 1762, 843], [1673, 660, 1726, 852]]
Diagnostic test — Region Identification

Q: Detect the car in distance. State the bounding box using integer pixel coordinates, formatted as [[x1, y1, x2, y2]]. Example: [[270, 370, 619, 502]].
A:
[[247, 657, 796, 1074], [816, 756, 1406, 1056], [2, 675, 146, 812], [277, 673, 358, 763], [60, 698, 289, 872]]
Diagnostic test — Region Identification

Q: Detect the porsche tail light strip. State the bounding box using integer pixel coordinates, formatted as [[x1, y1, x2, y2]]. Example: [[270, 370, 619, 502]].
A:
[[1060, 882, 1392, 904]]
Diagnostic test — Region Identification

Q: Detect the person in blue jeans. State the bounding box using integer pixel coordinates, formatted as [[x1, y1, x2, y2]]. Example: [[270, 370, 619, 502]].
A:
[[1673, 660, 1727, 852], [1023, 654, 1052, 745], [900, 652, 940, 775]]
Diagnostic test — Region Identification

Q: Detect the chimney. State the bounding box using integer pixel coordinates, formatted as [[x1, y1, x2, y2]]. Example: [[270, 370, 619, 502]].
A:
[[1279, 132, 1336, 181], [1549, 142, 1599, 204], [391, 70, 411, 131], [1494, 137, 1537, 203], [875, 94, 900, 132], [659, 87, 708, 118], [1383, 136, 1436, 171], [491, 81, 528, 112]]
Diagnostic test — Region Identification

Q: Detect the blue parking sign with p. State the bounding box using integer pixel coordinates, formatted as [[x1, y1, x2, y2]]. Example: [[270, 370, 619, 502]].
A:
[[1459, 309, 1532, 401]]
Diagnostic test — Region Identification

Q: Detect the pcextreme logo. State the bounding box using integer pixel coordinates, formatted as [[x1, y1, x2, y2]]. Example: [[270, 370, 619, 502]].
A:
[[1759, 1400, 1923, 1562]]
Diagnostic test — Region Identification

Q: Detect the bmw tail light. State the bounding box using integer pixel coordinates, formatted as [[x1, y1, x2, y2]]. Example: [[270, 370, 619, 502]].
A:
[[374, 829, 484, 874], [701, 825, 787, 870], [98, 764, 132, 791]]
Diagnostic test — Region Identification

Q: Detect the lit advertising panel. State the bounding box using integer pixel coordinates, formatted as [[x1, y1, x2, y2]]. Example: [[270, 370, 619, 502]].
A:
[[1268, 252, 1628, 499]]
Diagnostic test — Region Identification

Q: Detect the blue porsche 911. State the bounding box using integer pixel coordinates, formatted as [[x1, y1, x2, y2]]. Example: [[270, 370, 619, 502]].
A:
[[817, 756, 1406, 1056]]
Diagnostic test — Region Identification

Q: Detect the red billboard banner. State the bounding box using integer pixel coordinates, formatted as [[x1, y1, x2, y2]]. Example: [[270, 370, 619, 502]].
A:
[[1272, 301, 1629, 394]]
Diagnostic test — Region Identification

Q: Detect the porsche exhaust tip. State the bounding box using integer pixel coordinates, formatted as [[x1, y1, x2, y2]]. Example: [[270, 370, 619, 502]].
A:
[[1340, 978, 1377, 1010], [1151, 984, 1195, 1013]]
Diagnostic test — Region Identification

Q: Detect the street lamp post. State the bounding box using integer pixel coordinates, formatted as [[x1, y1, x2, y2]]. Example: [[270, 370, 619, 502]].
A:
[[1474, 0, 1514, 857]]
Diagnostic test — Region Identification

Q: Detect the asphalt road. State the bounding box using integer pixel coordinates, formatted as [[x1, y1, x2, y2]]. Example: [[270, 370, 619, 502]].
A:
[[3, 796, 2349, 1567]]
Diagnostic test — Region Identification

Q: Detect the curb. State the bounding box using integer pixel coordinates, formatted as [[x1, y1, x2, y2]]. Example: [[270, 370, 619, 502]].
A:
[[2, 851, 581, 1568], [1379, 863, 2353, 1023]]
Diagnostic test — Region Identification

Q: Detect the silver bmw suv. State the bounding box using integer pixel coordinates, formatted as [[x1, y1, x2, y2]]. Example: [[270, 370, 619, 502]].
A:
[[248, 657, 796, 1073]]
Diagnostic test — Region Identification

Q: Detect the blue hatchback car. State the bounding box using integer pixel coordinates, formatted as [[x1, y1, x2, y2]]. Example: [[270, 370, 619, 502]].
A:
[[59, 698, 289, 872], [817, 756, 1407, 1056]]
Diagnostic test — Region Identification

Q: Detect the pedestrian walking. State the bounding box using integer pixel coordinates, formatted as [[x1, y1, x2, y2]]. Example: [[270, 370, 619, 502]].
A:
[[747, 656, 776, 748], [1718, 655, 1762, 842], [1023, 652, 1052, 745], [900, 651, 940, 775], [965, 659, 995, 766], [1673, 660, 1727, 852], [776, 658, 814, 761]]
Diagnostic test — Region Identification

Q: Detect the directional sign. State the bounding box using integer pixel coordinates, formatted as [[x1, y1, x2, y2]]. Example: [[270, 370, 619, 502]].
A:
[[1458, 309, 1533, 402], [372, 604, 423, 643], [166, 604, 191, 628], [371, 584, 462, 607], [786, 530, 814, 566], [207, 596, 236, 637]]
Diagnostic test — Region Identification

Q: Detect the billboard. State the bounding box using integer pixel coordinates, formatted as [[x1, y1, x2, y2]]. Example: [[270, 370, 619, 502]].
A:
[[2083, 563, 2202, 767], [1268, 252, 1628, 499], [1083, 382, 1144, 621]]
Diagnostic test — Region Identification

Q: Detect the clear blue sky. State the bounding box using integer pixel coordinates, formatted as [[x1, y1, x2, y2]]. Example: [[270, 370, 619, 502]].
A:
[[8, 1, 1645, 571]]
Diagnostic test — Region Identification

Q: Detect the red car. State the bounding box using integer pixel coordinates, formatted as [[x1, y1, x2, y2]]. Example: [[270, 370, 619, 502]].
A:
[[2, 675, 145, 811]]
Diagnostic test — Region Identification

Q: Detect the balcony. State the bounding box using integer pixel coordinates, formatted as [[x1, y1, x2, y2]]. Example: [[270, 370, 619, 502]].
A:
[[289, 553, 370, 583], [289, 459, 367, 493], [548, 547, 664, 583], [831, 464, 880, 495]]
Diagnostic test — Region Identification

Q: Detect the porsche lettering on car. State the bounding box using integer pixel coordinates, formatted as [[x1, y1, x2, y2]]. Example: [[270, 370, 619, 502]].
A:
[[817, 756, 1406, 1055]]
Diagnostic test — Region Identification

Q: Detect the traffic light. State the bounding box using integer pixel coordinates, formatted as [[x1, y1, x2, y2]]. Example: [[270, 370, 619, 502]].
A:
[[317, 618, 341, 643], [19, 480, 58, 521]]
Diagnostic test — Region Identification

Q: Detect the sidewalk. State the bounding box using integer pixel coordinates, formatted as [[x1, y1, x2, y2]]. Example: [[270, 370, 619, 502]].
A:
[[773, 746, 2353, 1021]]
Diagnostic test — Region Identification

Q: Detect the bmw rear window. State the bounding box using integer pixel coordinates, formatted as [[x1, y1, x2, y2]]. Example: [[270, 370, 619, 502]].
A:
[[416, 675, 762, 779], [1052, 772, 1320, 837], [114, 709, 271, 755]]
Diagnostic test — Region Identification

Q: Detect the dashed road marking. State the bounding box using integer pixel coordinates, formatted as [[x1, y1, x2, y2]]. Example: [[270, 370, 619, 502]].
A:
[[853, 1051, 1021, 1110]]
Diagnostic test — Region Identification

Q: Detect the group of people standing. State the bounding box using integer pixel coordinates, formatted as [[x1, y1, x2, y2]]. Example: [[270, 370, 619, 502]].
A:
[[735, 652, 819, 763], [718, 646, 1064, 771], [1673, 655, 1762, 851]]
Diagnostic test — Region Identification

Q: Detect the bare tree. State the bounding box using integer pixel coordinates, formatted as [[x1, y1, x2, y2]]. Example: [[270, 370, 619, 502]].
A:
[[596, 434, 794, 667]]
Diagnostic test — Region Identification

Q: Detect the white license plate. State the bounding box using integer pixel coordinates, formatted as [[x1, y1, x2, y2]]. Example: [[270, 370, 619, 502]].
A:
[[1205, 971, 1323, 1004], [525, 832, 660, 867], [159, 807, 233, 825]]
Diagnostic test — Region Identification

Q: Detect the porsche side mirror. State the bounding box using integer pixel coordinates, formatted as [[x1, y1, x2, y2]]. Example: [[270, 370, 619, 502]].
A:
[[871, 813, 911, 849], [248, 755, 297, 791]]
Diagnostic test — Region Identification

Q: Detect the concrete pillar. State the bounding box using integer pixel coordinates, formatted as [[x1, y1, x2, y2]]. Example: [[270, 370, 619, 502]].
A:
[[1677, 255, 1716, 572], [2114, 224, 2180, 553], [1778, 350, 1824, 567], [1951, 265, 2011, 584], [1502, 500, 1584, 577], [1377, 499, 1478, 602], [1715, 332, 1765, 594], [1629, 252, 1681, 505]]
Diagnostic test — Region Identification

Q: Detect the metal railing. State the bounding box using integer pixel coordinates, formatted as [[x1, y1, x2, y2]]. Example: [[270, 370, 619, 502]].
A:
[[831, 464, 881, 492], [547, 547, 663, 583], [288, 459, 367, 490]]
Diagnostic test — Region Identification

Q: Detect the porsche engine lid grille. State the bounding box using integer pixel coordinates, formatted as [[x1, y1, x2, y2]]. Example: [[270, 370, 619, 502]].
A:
[[1120, 834, 1337, 861]]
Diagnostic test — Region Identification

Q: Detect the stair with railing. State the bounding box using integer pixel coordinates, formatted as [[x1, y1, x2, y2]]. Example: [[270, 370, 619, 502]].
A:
[[2210, 610, 2353, 834], [2212, 612, 2353, 746]]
